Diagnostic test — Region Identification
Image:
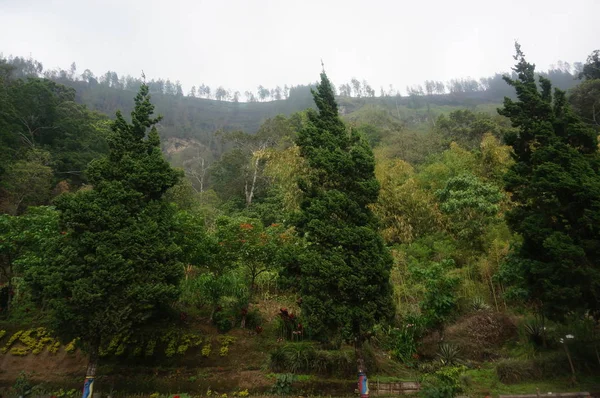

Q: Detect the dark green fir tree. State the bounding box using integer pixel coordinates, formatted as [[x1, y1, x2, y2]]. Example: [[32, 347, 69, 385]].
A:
[[499, 43, 600, 320], [293, 70, 395, 357], [24, 83, 183, 387]]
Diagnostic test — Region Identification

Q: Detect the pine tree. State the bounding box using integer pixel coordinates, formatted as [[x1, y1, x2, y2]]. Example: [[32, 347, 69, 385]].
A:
[[24, 83, 183, 388], [293, 71, 395, 350], [499, 44, 600, 320]]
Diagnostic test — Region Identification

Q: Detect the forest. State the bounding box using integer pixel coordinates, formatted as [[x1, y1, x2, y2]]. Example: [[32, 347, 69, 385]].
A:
[[0, 45, 600, 398]]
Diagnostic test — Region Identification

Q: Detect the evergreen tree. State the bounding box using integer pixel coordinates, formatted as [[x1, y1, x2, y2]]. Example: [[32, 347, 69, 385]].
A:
[[499, 44, 600, 320], [24, 83, 183, 387], [293, 71, 394, 350]]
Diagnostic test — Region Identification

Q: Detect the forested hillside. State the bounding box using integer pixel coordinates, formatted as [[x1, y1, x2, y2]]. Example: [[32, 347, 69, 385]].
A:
[[1, 47, 600, 398]]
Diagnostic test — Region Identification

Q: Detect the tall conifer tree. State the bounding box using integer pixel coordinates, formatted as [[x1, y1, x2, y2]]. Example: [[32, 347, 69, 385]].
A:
[[294, 71, 394, 350], [499, 44, 600, 320], [25, 83, 183, 389]]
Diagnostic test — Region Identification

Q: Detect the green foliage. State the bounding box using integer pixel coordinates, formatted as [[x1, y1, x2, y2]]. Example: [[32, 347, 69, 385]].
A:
[[0, 206, 58, 313], [419, 366, 467, 398], [436, 173, 503, 251], [569, 79, 600, 131], [522, 317, 547, 347], [578, 50, 600, 81], [437, 343, 461, 366], [0, 74, 109, 213], [293, 71, 394, 343], [13, 371, 33, 397], [375, 320, 424, 366], [0, 149, 53, 215], [499, 43, 600, 320], [23, 83, 183, 356], [411, 260, 460, 330], [435, 109, 506, 150], [271, 373, 296, 396], [495, 353, 568, 384], [269, 343, 357, 376], [470, 297, 491, 312]]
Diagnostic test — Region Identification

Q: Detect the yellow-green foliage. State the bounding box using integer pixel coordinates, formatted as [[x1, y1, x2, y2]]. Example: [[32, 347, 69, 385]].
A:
[[201, 343, 211, 357], [102, 335, 121, 357], [48, 341, 61, 354], [237, 389, 249, 397], [219, 346, 229, 357], [163, 330, 178, 358], [0, 330, 6, 341], [149, 393, 160, 398], [1, 329, 54, 356], [217, 335, 235, 357], [132, 342, 143, 357], [33, 337, 54, 354], [145, 338, 157, 357], [218, 335, 236, 346], [65, 338, 78, 353], [2, 330, 23, 353], [115, 335, 130, 356]]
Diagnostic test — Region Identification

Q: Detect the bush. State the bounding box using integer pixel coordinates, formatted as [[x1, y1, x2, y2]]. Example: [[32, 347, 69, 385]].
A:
[[496, 358, 538, 384], [271, 373, 296, 396], [268, 343, 356, 376], [496, 354, 568, 384], [522, 317, 547, 347], [437, 343, 461, 366], [419, 366, 466, 398], [243, 308, 263, 330], [213, 311, 233, 333], [470, 297, 491, 312], [13, 371, 33, 397]]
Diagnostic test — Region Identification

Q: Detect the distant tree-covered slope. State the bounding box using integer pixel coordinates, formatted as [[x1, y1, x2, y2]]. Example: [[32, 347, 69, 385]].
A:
[[1, 54, 584, 144]]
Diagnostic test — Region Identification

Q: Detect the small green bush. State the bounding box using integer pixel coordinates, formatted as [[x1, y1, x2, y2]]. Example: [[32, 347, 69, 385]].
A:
[[496, 354, 567, 384], [268, 343, 356, 376], [271, 373, 296, 395], [419, 366, 466, 398], [437, 343, 461, 366]]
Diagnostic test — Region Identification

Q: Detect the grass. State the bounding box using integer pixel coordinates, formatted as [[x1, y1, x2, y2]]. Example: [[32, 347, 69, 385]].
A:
[[464, 366, 600, 397], [370, 375, 415, 383]]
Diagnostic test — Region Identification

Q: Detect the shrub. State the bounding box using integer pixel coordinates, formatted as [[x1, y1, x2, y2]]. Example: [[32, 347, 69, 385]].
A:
[[496, 354, 567, 384], [244, 308, 263, 330], [13, 371, 32, 397], [437, 343, 461, 366], [271, 374, 296, 396], [470, 297, 491, 312], [213, 311, 233, 333], [496, 358, 537, 384], [268, 343, 356, 376], [419, 366, 466, 398], [282, 343, 316, 373], [522, 317, 546, 347], [202, 343, 212, 357]]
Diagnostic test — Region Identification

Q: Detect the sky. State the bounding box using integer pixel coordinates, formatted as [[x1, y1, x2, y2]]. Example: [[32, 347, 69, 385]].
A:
[[0, 0, 599, 95]]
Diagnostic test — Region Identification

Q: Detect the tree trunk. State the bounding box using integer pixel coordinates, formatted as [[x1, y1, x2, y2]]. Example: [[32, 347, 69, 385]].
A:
[[245, 156, 260, 207], [82, 345, 99, 398], [563, 342, 577, 386], [356, 342, 369, 398]]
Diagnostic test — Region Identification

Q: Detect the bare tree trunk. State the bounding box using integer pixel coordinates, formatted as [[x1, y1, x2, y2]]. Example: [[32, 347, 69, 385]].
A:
[[488, 273, 499, 311], [563, 342, 577, 385], [245, 156, 260, 207]]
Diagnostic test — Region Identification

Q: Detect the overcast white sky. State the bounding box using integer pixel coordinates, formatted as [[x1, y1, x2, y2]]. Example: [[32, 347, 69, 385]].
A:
[[0, 0, 599, 95]]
